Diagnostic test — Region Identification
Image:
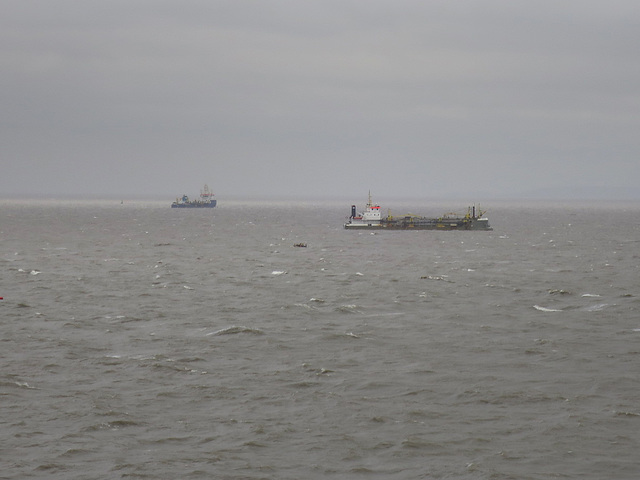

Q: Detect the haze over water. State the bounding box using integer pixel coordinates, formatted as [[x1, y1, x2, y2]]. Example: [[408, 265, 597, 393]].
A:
[[2, 199, 640, 479]]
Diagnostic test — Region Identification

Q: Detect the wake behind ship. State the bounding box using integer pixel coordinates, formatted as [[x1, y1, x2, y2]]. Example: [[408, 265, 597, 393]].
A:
[[171, 184, 217, 208], [344, 193, 492, 230]]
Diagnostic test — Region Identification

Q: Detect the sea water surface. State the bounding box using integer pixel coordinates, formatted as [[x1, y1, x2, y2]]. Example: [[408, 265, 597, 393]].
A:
[[2, 198, 640, 479]]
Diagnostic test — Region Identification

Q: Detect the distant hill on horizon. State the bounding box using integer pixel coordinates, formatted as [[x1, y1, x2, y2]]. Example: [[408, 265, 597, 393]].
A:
[[516, 186, 640, 201]]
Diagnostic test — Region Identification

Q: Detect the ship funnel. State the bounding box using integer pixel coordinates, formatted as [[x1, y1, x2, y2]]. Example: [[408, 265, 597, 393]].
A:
[[472, 206, 476, 218], [351, 205, 357, 218]]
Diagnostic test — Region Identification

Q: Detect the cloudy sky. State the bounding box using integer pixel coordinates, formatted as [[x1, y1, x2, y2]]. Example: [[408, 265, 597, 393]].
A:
[[2, 0, 639, 200]]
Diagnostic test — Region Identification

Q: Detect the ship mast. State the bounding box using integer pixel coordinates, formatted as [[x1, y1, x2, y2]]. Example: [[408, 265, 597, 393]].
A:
[[200, 184, 213, 200]]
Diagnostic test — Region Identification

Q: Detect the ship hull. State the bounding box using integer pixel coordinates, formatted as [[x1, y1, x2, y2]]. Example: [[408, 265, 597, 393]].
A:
[[345, 219, 491, 230], [171, 200, 217, 208]]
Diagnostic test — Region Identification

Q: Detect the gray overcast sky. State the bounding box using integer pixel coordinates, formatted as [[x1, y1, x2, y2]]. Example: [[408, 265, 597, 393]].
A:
[[2, 0, 640, 200]]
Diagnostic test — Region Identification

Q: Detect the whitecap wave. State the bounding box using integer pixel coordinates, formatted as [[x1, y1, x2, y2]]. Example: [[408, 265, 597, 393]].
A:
[[15, 381, 36, 389], [420, 275, 452, 282], [336, 304, 361, 314], [206, 326, 264, 336], [533, 305, 562, 312], [585, 303, 610, 312], [293, 303, 313, 310], [549, 289, 570, 295]]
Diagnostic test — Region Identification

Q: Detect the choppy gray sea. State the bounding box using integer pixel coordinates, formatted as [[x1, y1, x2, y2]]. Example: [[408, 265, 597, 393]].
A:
[[2, 198, 640, 479]]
